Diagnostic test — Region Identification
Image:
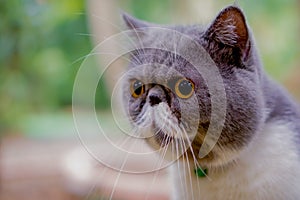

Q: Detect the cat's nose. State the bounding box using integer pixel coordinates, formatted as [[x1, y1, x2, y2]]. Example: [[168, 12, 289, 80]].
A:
[[149, 94, 162, 106], [147, 86, 164, 106]]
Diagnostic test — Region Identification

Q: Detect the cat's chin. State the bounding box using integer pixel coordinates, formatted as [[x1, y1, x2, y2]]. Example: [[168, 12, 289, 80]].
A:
[[145, 134, 243, 170], [144, 124, 244, 169]]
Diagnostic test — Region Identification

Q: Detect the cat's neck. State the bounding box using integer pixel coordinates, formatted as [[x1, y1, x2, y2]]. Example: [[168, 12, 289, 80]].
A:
[[262, 74, 300, 131], [171, 120, 300, 200]]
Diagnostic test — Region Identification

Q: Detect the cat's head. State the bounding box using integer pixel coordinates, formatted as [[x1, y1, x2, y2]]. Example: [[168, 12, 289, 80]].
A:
[[122, 6, 264, 168]]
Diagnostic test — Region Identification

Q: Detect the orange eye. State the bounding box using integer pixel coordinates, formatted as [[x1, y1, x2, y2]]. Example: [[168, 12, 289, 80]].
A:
[[130, 80, 145, 98], [174, 78, 194, 99]]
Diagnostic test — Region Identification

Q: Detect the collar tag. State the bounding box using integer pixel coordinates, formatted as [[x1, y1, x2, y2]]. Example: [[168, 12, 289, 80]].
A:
[[194, 168, 207, 178]]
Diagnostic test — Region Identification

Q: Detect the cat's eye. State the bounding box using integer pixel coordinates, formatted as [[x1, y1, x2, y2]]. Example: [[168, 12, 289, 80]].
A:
[[130, 79, 145, 98], [174, 78, 194, 99]]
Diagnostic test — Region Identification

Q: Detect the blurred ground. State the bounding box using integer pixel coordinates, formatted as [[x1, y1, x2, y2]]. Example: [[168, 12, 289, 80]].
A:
[[0, 112, 170, 200], [0, 137, 77, 200]]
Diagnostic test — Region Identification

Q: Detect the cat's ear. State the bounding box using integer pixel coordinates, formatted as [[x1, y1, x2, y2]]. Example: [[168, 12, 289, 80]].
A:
[[122, 12, 151, 30], [204, 6, 250, 59]]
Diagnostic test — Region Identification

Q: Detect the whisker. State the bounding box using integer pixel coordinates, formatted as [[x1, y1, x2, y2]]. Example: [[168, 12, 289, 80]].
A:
[[181, 138, 196, 200], [108, 136, 140, 199], [180, 125, 212, 180], [90, 13, 146, 58], [75, 33, 96, 37], [82, 164, 110, 200], [145, 139, 169, 200], [179, 128, 202, 196], [174, 138, 186, 198]]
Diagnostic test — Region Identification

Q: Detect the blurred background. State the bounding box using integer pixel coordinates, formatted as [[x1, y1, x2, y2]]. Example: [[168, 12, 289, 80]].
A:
[[0, 0, 299, 199]]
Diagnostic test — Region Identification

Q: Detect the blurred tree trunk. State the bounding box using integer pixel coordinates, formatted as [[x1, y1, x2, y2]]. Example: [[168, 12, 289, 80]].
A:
[[174, 0, 214, 23], [298, 0, 300, 42], [87, 0, 125, 94]]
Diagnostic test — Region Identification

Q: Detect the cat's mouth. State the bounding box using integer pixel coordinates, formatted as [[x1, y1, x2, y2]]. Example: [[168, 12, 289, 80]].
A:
[[154, 129, 174, 147]]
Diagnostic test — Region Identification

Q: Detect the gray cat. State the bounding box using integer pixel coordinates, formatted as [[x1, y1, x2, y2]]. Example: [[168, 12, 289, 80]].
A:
[[122, 5, 300, 200]]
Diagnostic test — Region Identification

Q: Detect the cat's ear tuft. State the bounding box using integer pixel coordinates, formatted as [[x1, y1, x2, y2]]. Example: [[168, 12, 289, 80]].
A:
[[205, 6, 249, 51], [122, 12, 150, 30]]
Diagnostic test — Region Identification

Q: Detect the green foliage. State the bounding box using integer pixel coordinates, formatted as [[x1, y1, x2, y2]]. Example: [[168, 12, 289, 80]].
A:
[[0, 0, 109, 133], [241, 0, 299, 80], [125, 0, 172, 22]]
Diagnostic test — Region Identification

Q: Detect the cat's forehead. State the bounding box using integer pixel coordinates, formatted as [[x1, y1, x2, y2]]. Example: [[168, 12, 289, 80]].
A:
[[135, 25, 205, 50], [125, 62, 187, 85], [125, 26, 213, 84], [126, 48, 206, 83]]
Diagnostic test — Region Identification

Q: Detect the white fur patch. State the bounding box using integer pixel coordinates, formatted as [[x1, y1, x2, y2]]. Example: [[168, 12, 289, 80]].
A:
[[170, 121, 300, 200]]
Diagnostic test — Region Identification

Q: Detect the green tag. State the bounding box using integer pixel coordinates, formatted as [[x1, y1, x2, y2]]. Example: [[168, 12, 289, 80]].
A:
[[194, 168, 208, 178]]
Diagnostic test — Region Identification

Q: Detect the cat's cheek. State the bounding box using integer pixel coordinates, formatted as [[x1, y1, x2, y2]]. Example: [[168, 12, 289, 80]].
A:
[[127, 100, 141, 121]]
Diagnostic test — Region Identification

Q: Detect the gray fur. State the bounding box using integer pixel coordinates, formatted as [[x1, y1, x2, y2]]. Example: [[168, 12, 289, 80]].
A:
[[122, 5, 300, 169]]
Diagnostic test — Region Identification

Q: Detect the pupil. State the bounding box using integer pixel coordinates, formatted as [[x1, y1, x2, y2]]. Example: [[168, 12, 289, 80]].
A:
[[179, 80, 192, 95], [134, 81, 143, 95]]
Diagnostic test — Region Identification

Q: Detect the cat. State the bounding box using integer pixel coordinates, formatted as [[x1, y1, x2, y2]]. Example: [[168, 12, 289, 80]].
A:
[[122, 5, 300, 200]]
